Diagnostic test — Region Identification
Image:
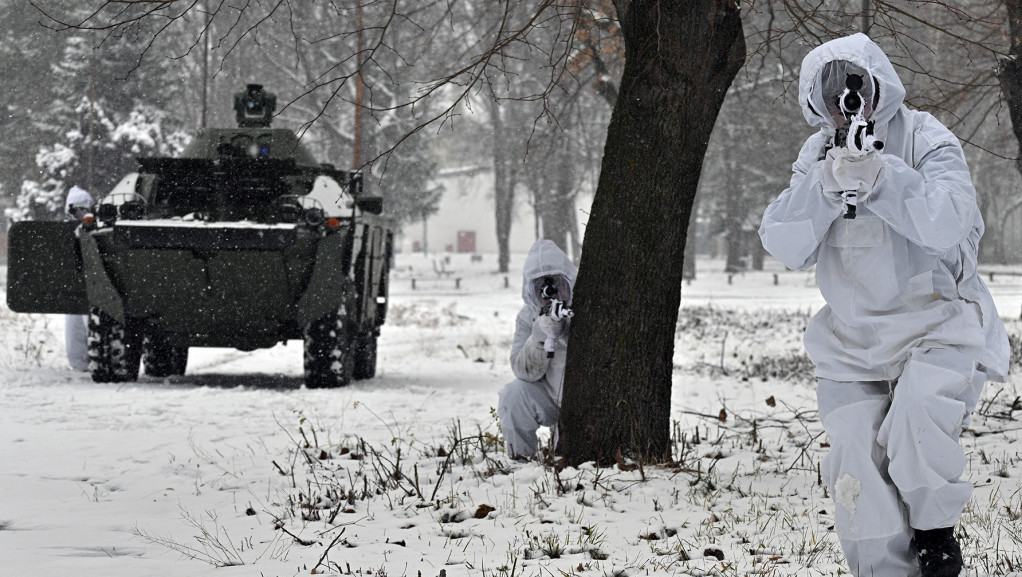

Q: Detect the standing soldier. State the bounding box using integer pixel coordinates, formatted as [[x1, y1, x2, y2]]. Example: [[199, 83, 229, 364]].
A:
[[64, 185, 93, 371]]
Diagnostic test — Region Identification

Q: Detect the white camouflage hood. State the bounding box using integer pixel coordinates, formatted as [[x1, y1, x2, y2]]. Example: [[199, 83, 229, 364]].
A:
[[798, 33, 905, 133], [64, 186, 94, 215], [521, 239, 577, 310]]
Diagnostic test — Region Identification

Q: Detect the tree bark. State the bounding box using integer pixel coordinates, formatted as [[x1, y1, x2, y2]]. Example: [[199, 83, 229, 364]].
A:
[[558, 0, 744, 466]]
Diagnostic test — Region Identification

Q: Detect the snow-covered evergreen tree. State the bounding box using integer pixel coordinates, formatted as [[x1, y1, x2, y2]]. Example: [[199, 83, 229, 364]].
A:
[[0, 0, 67, 200], [13, 4, 188, 220], [15, 100, 186, 221]]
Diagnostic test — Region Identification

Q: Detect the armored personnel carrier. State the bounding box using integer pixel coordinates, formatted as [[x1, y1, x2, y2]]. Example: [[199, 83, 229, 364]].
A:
[[7, 85, 392, 388]]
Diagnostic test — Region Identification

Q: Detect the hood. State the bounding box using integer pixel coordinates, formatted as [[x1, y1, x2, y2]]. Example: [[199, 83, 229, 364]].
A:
[[521, 239, 577, 309], [65, 186, 94, 213], [798, 33, 905, 131]]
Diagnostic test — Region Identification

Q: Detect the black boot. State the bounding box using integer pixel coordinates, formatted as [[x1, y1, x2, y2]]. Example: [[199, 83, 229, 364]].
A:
[[914, 527, 963, 577]]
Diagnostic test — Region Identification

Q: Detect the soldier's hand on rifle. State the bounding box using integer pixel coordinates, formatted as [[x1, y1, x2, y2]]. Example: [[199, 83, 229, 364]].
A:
[[819, 147, 882, 201], [832, 147, 882, 201], [531, 315, 563, 355], [537, 314, 565, 340], [530, 315, 550, 345], [532, 315, 562, 359], [534, 305, 571, 358], [819, 148, 846, 201]]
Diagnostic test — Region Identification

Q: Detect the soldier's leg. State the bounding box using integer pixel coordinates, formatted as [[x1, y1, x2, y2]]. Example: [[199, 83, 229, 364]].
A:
[[497, 378, 559, 458], [817, 378, 919, 577], [878, 348, 986, 577], [879, 347, 986, 530], [65, 313, 90, 371]]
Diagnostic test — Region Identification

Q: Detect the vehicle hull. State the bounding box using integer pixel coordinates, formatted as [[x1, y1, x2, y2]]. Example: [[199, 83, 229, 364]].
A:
[[7, 220, 377, 351]]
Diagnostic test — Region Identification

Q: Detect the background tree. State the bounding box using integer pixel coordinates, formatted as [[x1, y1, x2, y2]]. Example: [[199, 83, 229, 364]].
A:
[[0, 0, 69, 199], [251, 3, 446, 227], [50, 7, 185, 193], [997, 0, 1022, 279], [521, 0, 622, 260], [698, 73, 804, 274], [12, 1, 187, 219], [472, 2, 617, 270]]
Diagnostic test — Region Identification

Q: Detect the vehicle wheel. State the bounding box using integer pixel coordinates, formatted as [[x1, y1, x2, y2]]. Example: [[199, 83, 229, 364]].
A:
[[88, 307, 141, 383], [303, 298, 356, 389], [352, 331, 378, 381], [142, 331, 189, 377]]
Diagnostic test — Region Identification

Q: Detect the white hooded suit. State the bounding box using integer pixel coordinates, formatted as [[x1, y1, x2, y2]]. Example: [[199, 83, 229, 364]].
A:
[[760, 34, 1009, 577], [64, 186, 94, 372], [497, 240, 577, 458]]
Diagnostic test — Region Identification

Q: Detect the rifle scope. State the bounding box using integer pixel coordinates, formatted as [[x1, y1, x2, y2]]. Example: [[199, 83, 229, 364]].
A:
[[837, 74, 864, 117]]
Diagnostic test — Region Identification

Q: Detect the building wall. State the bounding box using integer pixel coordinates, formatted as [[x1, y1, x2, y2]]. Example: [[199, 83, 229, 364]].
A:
[[398, 170, 592, 255]]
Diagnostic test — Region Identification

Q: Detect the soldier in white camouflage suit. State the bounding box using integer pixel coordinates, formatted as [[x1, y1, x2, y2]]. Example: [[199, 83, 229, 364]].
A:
[[497, 239, 576, 460], [760, 33, 1010, 577], [63, 186, 94, 372]]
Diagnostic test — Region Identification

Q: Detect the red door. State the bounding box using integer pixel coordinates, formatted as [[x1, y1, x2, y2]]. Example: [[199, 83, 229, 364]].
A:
[[457, 230, 476, 253]]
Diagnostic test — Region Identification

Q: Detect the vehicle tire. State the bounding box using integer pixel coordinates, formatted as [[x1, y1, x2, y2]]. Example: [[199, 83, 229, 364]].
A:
[[352, 331, 378, 381], [303, 297, 356, 389], [88, 307, 141, 383], [142, 331, 189, 378]]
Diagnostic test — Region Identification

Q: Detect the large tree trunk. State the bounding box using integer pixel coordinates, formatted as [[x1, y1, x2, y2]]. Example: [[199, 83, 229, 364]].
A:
[[558, 0, 744, 466]]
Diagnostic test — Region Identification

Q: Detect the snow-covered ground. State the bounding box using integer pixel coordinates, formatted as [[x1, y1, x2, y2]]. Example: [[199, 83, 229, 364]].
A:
[[2, 253, 1021, 577]]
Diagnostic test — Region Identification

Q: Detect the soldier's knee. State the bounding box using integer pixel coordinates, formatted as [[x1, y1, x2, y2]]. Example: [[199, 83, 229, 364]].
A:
[[893, 349, 977, 418], [498, 379, 529, 410]]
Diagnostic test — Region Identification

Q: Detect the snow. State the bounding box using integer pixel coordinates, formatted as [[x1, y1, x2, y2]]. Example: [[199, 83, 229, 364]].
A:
[[114, 219, 300, 229], [2, 254, 1021, 576], [833, 474, 861, 517]]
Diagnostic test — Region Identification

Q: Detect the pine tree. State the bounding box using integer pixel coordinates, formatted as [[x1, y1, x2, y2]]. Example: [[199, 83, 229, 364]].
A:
[[0, 0, 67, 199], [13, 3, 187, 219]]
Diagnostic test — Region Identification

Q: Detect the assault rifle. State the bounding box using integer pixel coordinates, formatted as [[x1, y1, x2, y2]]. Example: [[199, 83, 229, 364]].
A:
[[831, 73, 884, 219]]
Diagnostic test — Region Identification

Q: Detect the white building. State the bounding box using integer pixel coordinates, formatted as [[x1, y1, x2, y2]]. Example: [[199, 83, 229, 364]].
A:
[[399, 167, 592, 256]]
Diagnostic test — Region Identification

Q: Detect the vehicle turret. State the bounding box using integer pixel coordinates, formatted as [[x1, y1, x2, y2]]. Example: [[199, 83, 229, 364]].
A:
[[234, 84, 276, 128]]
